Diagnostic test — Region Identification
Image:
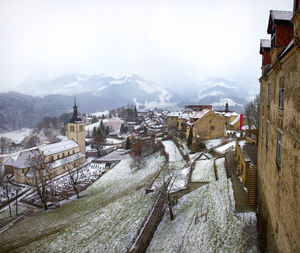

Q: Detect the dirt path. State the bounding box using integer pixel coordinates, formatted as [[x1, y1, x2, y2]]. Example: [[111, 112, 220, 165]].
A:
[[225, 151, 255, 213]]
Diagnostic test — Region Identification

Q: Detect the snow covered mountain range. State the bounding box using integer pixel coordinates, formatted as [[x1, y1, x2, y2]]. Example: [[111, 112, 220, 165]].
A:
[[179, 77, 258, 113], [0, 74, 258, 131]]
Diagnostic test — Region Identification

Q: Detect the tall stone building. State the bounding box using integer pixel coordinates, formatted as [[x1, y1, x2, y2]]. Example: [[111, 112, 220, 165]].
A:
[[67, 101, 86, 155], [258, 2, 300, 252]]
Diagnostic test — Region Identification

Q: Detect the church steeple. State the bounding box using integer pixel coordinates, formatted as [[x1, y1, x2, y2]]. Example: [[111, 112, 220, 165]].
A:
[[70, 98, 82, 123]]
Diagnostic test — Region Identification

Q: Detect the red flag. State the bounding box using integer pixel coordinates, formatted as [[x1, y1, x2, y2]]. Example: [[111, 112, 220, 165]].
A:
[[240, 114, 244, 130]]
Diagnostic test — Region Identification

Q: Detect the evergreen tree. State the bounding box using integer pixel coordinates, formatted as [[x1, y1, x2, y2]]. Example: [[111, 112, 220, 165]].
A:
[[134, 106, 138, 117], [120, 123, 124, 134], [187, 128, 193, 148], [126, 137, 130, 150], [100, 120, 105, 133], [124, 125, 128, 133], [106, 126, 109, 136], [92, 127, 97, 138]]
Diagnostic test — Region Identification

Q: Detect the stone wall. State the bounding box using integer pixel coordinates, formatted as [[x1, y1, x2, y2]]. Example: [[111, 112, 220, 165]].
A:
[[257, 15, 300, 252]]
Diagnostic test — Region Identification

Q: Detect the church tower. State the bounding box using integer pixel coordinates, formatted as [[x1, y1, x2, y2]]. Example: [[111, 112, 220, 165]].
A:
[[67, 100, 86, 155]]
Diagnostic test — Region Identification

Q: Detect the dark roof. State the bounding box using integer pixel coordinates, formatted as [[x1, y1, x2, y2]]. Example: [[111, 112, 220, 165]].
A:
[[70, 101, 83, 123]]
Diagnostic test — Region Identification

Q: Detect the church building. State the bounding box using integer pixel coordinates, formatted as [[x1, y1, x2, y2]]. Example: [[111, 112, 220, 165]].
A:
[[12, 102, 86, 185]]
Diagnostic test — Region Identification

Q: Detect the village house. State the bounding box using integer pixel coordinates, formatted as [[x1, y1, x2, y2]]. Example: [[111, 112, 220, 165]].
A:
[[186, 109, 226, 143], [257, 2, 300, 252], [166, 111, 182, 129], [12, 102, 86, 186], [167, 105, 213, 131]]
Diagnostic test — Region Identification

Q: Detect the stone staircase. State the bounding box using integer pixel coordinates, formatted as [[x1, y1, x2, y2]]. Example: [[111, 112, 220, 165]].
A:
[[246, 165, 257, 206]]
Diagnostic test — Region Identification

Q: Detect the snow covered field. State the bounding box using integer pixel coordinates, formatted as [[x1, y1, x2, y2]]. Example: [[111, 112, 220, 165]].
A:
[[204, 138, 223, 149], [150, 141, 188, 193], [214, 140, 236, 154], [0, 128, 33, 143], [147, 157, 257, 253], [191, 159, 215, 183], [162, 140, 183, 163], [105, 138, 124, 145], [85, 117, 123, 133], [0, 152, 166, 252]]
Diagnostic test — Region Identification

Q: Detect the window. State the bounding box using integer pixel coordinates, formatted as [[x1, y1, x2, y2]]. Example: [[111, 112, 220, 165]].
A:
[[266, 121, 269, 149], [276, 130, 283, 168], [261, 117, 264, 139], [70, 125, 75, 132], [279, 77, 285, 109], [210, 126, 215, 130], [79, 125, 83, 131], [267, 83, 271, 106]]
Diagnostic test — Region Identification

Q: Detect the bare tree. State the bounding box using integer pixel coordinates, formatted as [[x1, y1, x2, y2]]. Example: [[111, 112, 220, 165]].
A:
[[29, 156, 53, 210], [15, 186, 19, 216], [244, 94, 260, 130], [0, 137, 9, 154], [156, 164, 181, 221], [66, 161, 80, 199], [3, 179, 12, 217], [130, 140, 146, 170], [173, 233, 189, 253]]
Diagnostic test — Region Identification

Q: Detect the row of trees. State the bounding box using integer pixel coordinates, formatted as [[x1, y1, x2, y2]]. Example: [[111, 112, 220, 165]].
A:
[[109, 105, 138, 121], [29, 157, 81, 210], [91, 120, 110, 153]]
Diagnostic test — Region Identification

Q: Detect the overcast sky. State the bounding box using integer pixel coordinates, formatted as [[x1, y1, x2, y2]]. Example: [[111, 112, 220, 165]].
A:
[[0, 0, 293, 92]]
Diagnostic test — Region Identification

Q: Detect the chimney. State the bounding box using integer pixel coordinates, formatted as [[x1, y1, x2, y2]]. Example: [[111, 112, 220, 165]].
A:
[[225, 103, 229, 113]]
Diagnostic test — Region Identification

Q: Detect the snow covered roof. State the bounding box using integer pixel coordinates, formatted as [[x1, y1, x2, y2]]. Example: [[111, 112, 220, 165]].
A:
[[49, 152, 85, 169], [223, 112, 238, 117], [190, 109, 211, 119], [178, 113, 192, 120], [229, 115, 240, 126], [13, 149, 40, 169], [167, 111, 182, 117], [4, 157, 15, 166], [260, 39, 271, 48], [270, 10, 293, 21], [39, 140, 79, 156]]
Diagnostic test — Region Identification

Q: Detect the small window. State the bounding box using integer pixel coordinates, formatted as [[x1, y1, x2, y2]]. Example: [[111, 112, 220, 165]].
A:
[[279, 77, 285, 109], [267, 83, 271, 106], [210, 126, 215, 130], [70, 125, 75, 132], [51, 156, 54, 161], [209, 120, 212, 123], [276, 130, 283, 169], [79, 125, 83, 131], [266, 121, 269, 149]]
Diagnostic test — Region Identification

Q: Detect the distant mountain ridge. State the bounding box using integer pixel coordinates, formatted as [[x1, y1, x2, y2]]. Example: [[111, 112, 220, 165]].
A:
[[0, 74, 258, 131], [179, 78, 258, 113]]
